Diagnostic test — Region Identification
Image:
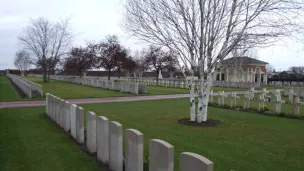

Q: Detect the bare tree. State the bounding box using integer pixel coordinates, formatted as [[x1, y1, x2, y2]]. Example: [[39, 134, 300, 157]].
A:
[[122, 56, 137, 77], [123, 0, 304, 123], [144, 45, 175, 82], [133, 50, 150, 77], [19, 17, 73, 82], [289, 66, 304, 74], [64, 47, 95, 77], [14, 49, 31, 76], [163, 51, 179, 78], [89, 35, 128, 80]]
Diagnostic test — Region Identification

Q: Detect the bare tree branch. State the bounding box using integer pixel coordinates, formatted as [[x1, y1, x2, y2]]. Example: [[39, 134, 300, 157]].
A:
[[19, 17, 73, 82]]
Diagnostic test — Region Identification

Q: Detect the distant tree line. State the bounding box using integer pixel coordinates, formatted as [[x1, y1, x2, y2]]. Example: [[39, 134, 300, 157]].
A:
[[16, 18, 179, 82], [269, 66, 304, 82], [64, 35, 179, 81]]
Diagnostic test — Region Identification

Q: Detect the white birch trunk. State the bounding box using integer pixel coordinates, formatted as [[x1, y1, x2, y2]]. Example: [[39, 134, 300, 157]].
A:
[[189, 78, 196, 121], [197, 73, 213, 123], [197, 81, 203, 122]]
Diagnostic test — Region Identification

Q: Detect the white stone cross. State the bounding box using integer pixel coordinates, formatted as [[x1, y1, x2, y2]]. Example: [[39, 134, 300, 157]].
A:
[[262, 88, 269, 97], [273, 89, 285, 113], [218, 91, 227, 106], [174, 81, 178, 88], [230, 92, 240, 108], [249, 88, 255, 100], [258, 94, 267, 109], [288, 88, 296, 104], [292, 96, 304, 115], [180, 82, 184, 89], [153, 80, 157, 86], [244, 91, 251, 109], [209, 89, 214, 102]]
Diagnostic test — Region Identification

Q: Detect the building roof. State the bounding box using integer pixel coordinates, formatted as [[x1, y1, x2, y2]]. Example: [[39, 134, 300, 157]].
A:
[[221, 56, 268, 65]]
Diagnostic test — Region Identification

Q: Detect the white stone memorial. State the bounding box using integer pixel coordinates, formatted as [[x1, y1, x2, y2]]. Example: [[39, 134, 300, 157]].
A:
[[86, 111, 96, 153], [180, 152, 213, 171], [149, 139, 174, 171], [70, 104, 77, 139], [97, 116, 109, 164], [76, 107, 84, 144], [125, 129, 144, 171], [64, 101, 70, 132], [109, 121, 123, 171]]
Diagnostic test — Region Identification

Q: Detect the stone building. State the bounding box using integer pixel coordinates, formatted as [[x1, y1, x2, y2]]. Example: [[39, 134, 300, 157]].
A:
[[216, 56, 268, 83]]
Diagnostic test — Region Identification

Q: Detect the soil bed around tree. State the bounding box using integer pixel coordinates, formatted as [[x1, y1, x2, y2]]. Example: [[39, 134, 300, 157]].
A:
[[178, 118, 220, 127]]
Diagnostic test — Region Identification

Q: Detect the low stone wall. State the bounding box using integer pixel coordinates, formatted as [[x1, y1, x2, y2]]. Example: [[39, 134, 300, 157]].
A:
[[7, 74, 43, 98], [29, 74, 148, 94], [17, 75, 43, 97], [7, 74, 33, 98], [46, 93, 214, 171]]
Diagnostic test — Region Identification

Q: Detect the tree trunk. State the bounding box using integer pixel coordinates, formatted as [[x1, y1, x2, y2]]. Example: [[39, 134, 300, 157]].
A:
[[43, 68, 47, 83], [47, 71, 50, 82], [156, 69, 159, 83], [197, 66, 201, 79], [189, 77, 196, 121], [108, 70, 111, 81], [118, 68, 121, 79], [197, 73, 213, 123]]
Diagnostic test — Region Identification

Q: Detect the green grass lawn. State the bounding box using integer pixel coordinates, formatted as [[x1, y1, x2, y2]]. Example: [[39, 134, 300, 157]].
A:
[[24, 76, 250, 99], [260, 84, 286, 90], [0, 76, 22, 102], [78, 98, 304, 171], [0, 107, 100, 171], [147, 86, 247, 95], [212, 93, 304, 116], [24, 76, 134, 99]]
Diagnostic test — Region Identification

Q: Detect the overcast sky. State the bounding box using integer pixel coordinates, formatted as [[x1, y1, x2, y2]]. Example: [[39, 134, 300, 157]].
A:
[[0, 0, 303, 71]]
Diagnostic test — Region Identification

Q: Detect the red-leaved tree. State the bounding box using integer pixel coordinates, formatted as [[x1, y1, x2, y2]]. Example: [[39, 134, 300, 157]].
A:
[[89, 35, 128, 80], [64, 47, 95, 77]]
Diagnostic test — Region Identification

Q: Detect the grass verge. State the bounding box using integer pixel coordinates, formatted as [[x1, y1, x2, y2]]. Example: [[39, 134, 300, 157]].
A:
[[78, 98, 304, 171], [0, 107, 101, 171], [0, 76, 22, 102]]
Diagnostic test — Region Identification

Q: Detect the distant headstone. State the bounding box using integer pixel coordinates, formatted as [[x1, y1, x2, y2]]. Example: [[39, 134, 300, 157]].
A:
[[86, 111, 96, 153], [125, 129, 144, 171], [76, 107, 84, 144], [70, 104, 77, 139], [97, 116, 109, 164], [180, 152, 213, 171], [109, 121, 123, 171], [149, 139, 174, 171]]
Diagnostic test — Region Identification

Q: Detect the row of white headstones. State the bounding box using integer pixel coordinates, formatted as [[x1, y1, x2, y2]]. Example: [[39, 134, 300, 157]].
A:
[[45, 93, 214, 171], [211, 88, 304, 115], [125, 79, 255, 89]]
